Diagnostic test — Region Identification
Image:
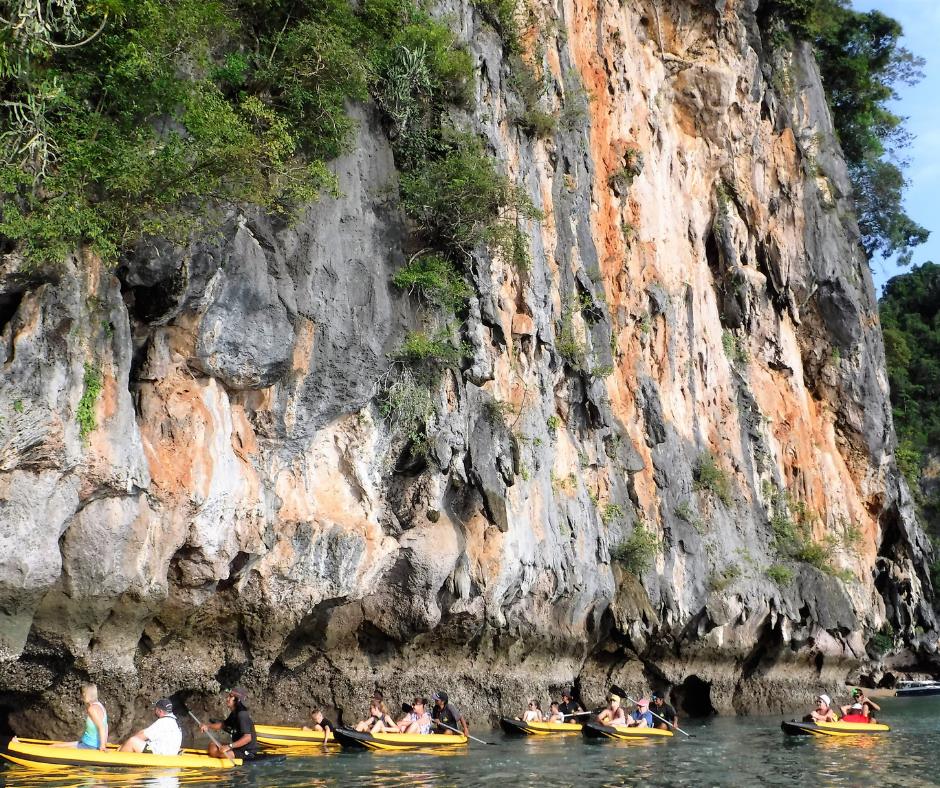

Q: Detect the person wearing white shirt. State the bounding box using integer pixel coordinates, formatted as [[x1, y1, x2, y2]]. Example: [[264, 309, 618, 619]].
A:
[[119, 698, 182, 755]]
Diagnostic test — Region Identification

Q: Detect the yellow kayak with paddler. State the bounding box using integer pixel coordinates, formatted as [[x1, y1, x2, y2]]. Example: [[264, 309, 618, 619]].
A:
[[780, 720, 891, 737], [333, 727, 468, 750], [0, 738, 241, 771], [499, 717, 583, 735], [254, 723, 336, 750], [581, 720, 674, 740]]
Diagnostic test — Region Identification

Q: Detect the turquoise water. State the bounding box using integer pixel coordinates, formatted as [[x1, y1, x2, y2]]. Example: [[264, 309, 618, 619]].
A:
[[2, 697, 938, 787]]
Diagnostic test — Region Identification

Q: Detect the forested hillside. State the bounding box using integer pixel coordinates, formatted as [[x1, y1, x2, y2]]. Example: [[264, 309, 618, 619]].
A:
[[881, 263, 940, 586]]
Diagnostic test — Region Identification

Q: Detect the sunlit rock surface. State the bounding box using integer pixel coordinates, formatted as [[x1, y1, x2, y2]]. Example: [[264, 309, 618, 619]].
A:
[[0, 0, 935, 735]]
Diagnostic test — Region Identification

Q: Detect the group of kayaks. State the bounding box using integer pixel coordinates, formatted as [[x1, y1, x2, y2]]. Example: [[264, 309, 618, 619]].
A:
[[0, 713, 893, 772], [0, 724, 469, 771]]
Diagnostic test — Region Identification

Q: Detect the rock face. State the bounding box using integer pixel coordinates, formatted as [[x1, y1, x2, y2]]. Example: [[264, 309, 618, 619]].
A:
[[0, 0, 936, 735]]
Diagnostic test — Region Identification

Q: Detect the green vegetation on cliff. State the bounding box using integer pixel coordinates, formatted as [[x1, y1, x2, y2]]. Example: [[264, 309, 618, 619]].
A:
[[0, 0, 472, 264], [759, 0, 928, 265], [879, 262, 940, 560]]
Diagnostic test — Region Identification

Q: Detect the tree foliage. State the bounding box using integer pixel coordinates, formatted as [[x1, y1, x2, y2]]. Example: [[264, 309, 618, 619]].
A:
[[759, 0, 928, 265], [879, 262, 940, 556], [0, 0, 472, 265], [880, 263, 940, 456]]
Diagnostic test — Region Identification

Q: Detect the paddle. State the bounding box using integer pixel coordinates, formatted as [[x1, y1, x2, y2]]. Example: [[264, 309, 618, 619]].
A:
[[609, 685, 694, 738], [436, 720, 496, 745], [561, 711, 594, 719], [187, 710, 236, 765]]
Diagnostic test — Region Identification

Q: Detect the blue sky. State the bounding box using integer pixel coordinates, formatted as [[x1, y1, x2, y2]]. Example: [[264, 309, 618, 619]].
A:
[[851, 1, 939, 290]]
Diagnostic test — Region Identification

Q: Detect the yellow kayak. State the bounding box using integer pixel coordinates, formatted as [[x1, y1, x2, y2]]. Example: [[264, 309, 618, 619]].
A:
[[255, 724, 335, 749], [333, 728, 468, 751], [581, 720, 673, 739], [0, 738, 241, 771], [499, 718, 583, 735], [781, 720, 891, 737]]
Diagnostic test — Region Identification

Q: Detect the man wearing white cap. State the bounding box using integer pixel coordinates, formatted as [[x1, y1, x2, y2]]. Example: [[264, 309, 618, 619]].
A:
[[809, 694, 838, 723]]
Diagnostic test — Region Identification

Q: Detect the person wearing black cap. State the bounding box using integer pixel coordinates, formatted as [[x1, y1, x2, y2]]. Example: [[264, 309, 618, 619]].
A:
[[558, 689, 583, 721], [119, 698, 182, 755], [200, 687, 258, 760], [650, 692, 678, 730], [431, 691, 469, 736]]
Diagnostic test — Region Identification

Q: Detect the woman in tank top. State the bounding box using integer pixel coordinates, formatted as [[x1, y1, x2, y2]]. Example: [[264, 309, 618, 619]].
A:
[[55, 683, 108, 750]]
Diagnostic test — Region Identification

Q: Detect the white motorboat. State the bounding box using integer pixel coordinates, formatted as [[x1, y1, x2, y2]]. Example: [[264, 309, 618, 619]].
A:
[[895, 680, 940, 698]]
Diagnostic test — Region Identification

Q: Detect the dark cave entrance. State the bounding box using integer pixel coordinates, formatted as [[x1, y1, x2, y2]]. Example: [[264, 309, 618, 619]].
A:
[[0, 702, 15, 736], [673, 675, 716, 717], [0, 291, 23, 339]]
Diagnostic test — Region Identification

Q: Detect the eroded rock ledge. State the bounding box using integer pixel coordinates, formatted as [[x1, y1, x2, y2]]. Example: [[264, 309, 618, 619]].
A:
[[0, 0, 936, 735]]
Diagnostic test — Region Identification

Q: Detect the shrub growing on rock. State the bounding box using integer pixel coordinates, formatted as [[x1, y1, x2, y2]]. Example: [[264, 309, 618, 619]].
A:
[[693, 452, 733, 506], [611, 522, 660, 574]]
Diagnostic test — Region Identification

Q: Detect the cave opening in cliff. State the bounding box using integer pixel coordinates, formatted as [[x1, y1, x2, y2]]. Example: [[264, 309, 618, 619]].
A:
[[0, 702, 14, 736], [673, 675, 716, 717], [0, 290, 23, 339]]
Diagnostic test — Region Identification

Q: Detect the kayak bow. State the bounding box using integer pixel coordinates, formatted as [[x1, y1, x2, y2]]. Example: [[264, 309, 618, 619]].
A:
[[780, 720, 891, 737]]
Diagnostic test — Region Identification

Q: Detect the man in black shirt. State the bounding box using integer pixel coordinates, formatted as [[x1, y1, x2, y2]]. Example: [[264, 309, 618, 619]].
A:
[[431, 691, 469, 736], [558, 689, 583, 720], [650, 692, 677, 731], [201, 687, 258, 760]]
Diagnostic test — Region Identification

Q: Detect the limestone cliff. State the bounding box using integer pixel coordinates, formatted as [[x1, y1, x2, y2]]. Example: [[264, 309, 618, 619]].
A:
[[1, 0, 936, 735]]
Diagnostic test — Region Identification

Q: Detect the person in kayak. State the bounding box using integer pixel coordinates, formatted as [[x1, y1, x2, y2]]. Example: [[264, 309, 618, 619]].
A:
[[119, 698, 182, 755], [597, 695, 627, 726], [650, 692, 678, 730], [522, 700, 543, 722], [356, 692, 397, 733], [546, 702, 566, 723], [431, 691, 470, 736], [397, 697, 432, 734], [56, 683, 108, 751], [302, 708, 335, 747], [626, 698, 653, 728], [839, 703, 871, 723], [558, 689, 583, 720], [807, 694, 838, 723], [841, 688, 880, 720], [200, 687, 258, 760]]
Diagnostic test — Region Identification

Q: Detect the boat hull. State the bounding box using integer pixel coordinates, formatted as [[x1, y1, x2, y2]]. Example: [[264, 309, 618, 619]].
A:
[[581, 721, 673, 740], [895, 686, 940, 697], [780, 720, 890, 737], [254, 724, 335, 749], [0, 738, 240, 771], [333, 728, 468, 751], [499, 718, 583, 736]]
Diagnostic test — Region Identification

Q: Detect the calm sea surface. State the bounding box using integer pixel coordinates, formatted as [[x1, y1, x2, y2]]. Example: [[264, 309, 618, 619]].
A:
[[2, 696, 939, 787]]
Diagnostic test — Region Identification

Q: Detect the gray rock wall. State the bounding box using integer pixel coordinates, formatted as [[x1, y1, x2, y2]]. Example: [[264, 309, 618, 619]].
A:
[[0, 0, 935, 736]]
